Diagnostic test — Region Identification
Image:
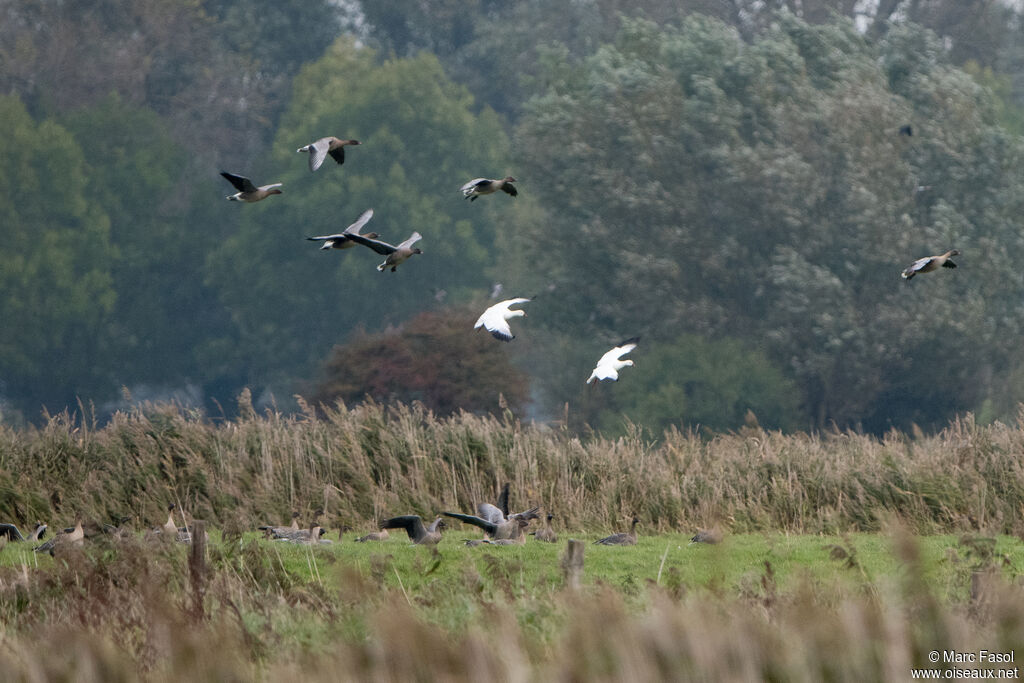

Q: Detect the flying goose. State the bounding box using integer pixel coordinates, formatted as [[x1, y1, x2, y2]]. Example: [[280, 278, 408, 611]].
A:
[[443, 506, 540, 542], [381, 515, 445, 545], [532, 513, 557, 543], [475, 298, 530, 342], [220, 171, 283, 202], [35, 519, 84, 555], [306, 209, 378, 250], [901, 250, 959, 280], [0, 522, 47, 542], [594, 517, 639, 546], [460, 176, 518, 201], [297, 137, 361, 172], [586, 337, 640, 384], [345, 231, 423, 272]]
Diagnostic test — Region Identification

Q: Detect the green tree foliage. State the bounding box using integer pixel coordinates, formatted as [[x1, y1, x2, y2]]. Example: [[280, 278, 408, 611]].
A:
[[0, 0, 353, 168], [510, 15, 1024, 431], [59, 94, 239, 401], [582, 335, 801, 435], [206, 39, 516, 395], [0, 95, 118, 414], [309, 308, 529, 416]]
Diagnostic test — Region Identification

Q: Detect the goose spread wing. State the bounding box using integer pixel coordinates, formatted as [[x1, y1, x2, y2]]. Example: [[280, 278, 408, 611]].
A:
[[308, 138, 330, 172], [343, 208, 374, 234], [461, 178, 489, 193], [382, 515, 427, 541], [442, 511, 498, 535], [220, 172, 256, 193], [327, 145, 346, 165], [346, 233, 398, 255], [599, 337, 640, 365], [396, 232, 422, 250], [477, 503, 505, 525]]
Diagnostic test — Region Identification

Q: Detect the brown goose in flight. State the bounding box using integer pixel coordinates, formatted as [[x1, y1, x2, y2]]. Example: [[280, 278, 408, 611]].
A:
[[306, 209, 378, 251], [345, 231, 423, 272], [220, 171, 283, 202], [461, 176, 517, 201], [901, 249, 959, 280], [297, 137, 360, 171]]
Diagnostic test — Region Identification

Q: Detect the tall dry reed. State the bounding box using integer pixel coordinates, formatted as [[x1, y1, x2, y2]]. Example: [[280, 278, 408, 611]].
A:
[[0, 396, 1021, 534]]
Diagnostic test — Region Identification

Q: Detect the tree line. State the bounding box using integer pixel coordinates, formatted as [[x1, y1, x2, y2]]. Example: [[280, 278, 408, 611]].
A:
[[1, 0, 1023, 435]]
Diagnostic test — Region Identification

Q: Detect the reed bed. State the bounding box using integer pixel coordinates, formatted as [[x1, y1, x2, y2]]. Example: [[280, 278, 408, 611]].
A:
[[0, 396, 1023, 535]]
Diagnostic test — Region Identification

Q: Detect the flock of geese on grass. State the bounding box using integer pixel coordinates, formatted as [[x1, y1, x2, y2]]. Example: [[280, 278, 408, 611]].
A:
[[0, 504, 191, 555], [0, 484, 721, 556], [262, 483, 719, 549]]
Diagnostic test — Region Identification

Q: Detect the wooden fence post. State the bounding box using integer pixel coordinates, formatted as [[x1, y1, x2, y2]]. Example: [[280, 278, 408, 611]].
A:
[[561, 539, 584, 590], [189, 520, 207, 622]]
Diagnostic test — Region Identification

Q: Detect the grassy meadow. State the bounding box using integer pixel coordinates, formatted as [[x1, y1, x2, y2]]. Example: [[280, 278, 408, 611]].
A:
[[0, 398, 1024, 679]]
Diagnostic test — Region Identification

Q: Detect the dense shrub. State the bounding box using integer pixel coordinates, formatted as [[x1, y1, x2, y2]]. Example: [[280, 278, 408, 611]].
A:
[[310, 308, 530, 417]]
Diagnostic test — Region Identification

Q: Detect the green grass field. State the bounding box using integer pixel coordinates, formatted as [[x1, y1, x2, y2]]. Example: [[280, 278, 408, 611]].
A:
[[5, 530, 1019, 646]]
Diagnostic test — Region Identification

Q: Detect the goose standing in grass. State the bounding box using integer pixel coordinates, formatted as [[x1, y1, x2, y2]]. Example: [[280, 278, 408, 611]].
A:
[[306, 209, 378, 251], [594, 517, 639, 546], [159, 503, 193, 544], [689, 529, 723, 545], [100, 516, 133, 539], [354, 527, 390, 542], [258, 511, 301, 537], [220, 171, 283, 202], [461, 176, 517, 201], [275, 522, 328, 545], [345, 231, 423, 272], [381, 515, 445, 545], [274, 526, 328, 543], [586, 338, 640, 384], [297, 137, 360, 172], [532, 514, 558, 543], [266, 510, 324, 541], [475, 298, 530, 341], [901, 249, 959, 280], [35, 519, 84, 555]]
